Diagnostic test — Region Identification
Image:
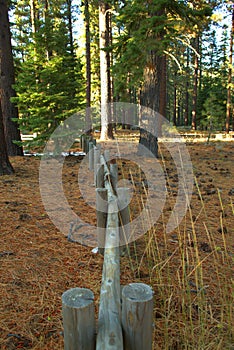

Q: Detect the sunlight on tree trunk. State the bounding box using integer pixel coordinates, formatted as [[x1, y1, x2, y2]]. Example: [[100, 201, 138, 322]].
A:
[[226, 7, 234, 134], [99, 1, 113, 141], [84, 0, 92, 132], [192, 36, 200, 131]]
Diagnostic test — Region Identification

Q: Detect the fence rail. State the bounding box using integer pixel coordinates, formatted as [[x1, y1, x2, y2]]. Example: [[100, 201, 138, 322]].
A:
[[62, 135, 154, 349]]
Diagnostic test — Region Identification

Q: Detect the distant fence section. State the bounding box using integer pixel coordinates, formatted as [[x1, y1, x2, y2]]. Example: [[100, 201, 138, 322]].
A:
[[20, 131, 234, 145], [62, 135, 154, 350], [21, 133, 37, 141]]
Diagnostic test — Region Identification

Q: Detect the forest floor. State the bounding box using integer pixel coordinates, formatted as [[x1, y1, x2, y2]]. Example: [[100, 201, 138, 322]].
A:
[[0, 133, 233, 349]]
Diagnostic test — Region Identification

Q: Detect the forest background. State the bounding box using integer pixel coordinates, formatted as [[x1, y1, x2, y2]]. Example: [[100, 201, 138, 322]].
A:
[[0, 0, 233, 161]]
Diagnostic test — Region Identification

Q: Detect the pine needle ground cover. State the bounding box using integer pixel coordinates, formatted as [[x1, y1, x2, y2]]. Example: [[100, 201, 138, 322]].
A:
[[0, 138, 233, 349]]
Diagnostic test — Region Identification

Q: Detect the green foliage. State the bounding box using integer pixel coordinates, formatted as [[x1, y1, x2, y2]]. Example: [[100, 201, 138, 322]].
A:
[[11, 0, 85, 148], [10, 0, 231, 138], [200, 83, 227, 131], [112, 0, 214, 101], [13, 55, 85, 147]]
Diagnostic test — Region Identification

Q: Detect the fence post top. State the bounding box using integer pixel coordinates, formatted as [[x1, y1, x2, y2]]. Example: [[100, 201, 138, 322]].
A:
[[62, 288, 94, 308], [122, 283, 153, 302]]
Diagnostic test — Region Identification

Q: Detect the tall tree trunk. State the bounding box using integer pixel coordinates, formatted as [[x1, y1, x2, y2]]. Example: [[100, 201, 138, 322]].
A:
[[173, 71, 177, 126], [84, 0, 92, 132], [67, 0, 74, 58], [226, 8, 234, 134], [0, 100, 14, 175], [44, 0, 53, 60], [106, 7, 114, 137], [30, 0, 38, 61], [30, 0, 37, 35], [0, 0, 23, 156], [159, 55, 167, 118], [99, 1, 113, 140], [184, 48, 190, 126], [191, 36, 200, 131], [139, 53, 166, 157]]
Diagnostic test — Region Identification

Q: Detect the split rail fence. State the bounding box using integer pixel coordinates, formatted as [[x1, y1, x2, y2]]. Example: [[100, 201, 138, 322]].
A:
[[61, 135, 154, 350]]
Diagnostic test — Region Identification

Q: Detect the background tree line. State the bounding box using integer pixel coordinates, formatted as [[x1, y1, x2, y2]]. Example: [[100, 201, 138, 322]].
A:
[[0, 0, 233, 173]]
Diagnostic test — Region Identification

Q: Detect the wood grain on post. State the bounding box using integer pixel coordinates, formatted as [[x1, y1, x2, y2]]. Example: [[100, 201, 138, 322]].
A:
[[80, 134, 85, 151], [62, 287, 95, 350], [110, 163, 118, 193], [88, 141, 94, 170], [94, 148, 101, 185], [103, 149, 110, 163], [96, 188, 108, 255], [82, 135, 87, 153], [121, 283, 154, 350], [96, 199, 123, 350], [96, 163, 104, 188], [117, 187, 130, 251]]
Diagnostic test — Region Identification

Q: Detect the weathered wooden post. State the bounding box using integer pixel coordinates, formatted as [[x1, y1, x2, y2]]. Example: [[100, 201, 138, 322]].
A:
[[88, 141, 94, 170], [96, 163, 104, 188], [62, 287, 96, 350], [94, 147, 101, 185], [80, 134, 85, 151], [96, 198, 123, 350], [110, 163, 118, 192], [104, 149, 110, 163], [117, 187, 131, 250], [96, 188, 108, 255], [121, 283, 154, 350]]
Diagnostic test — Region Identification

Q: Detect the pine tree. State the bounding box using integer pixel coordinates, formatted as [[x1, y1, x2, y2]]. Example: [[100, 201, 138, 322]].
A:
[[12, 0, 85, 147], [0, 0, 23, 156], [111, 0, 214, 153]]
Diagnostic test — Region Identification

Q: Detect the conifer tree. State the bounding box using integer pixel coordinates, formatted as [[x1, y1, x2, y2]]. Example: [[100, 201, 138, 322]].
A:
[[12, 0, 85, 147], [0, 0, 23, 156]]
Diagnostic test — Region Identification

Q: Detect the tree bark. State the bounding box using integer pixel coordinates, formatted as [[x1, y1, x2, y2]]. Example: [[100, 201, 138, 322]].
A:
[[106, 7, 114, 138], [159, 54, 167, 118], [67, 0, 75, 58], [0, 0, 23, 156], [0, 100, 14, 175], [99, 1, 113, 140], [191, 36, 200, 131], [226, 8, 234, 134], [173, 71, 177, 126], [184, 48, 190, 126], [139, 53, 166, 157], [84, 0, 92, 133]]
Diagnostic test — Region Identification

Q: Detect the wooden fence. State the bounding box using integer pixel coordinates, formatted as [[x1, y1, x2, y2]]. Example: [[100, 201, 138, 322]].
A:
[[62, 135, 154, 350]]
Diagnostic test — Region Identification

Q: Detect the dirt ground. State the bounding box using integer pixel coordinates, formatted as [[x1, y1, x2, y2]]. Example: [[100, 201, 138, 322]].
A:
[[0, 138, 233, 349]]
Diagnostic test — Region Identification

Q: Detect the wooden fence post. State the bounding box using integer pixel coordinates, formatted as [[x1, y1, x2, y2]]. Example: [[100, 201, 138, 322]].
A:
[[80, 134, 85, 151], [62, 287, 95, 350], [88, 141, 94, 170], [94, 148, 101, 185], [110, 163, 118, 192], [117, 187, 131, 250], [104, 149, 110, 163], [121, 283, 154, 350], [96, 198, 123, 350], [96, 188, 108, 255], [96, 163, 104, 188]]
